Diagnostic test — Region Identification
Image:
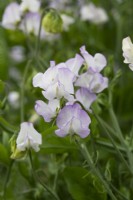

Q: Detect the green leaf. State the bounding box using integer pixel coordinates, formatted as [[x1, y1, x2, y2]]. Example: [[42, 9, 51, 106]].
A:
[[41, 126, 77, 154], [63, 167, 107, 200], [0, 143, 10, 165]]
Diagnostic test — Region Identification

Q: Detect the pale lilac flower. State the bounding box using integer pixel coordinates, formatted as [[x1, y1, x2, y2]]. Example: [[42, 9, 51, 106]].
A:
[[33, 62, 75, 100], [20, 12, 44, 36], [20, 0, 40, 13], [16, 122, 42, 152], [55, 103, 91, 138], [61, 14, 75, 31], [80, 3, 108, 24], [35, 99, 60, 122], [122, 37, 133, 70], [2, 2, 22, 30], [80, 46, 107, 72], [75, 68, 108, 93], [75, 88, 96, 110]]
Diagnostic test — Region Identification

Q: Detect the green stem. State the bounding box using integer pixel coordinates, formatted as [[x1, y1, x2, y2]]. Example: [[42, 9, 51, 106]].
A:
[[108, 91, 133, 174], [28, 151, 60, 200], [3, 160, 14, 199], [94, 114, 132, 174], [77, 141, 117, 200], [20, 59, 32, 122]]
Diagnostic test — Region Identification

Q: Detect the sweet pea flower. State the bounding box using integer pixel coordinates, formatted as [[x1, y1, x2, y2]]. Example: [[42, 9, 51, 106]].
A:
[[16, 122, 42, 152], [35, 99, 60, 122], [20, 0, 40, 13], [33, 61, 75, 100], [75, 88, 96, 110], [55, 103, 91, 138], [122, 36, 133, 71], [2, 2, 22, 30], [75, 68, 108, 93], [80, 46, 107, 72], [80, 3, 108, 24]]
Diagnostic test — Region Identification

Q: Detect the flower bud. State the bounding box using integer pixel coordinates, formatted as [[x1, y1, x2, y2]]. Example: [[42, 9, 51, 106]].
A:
[[42, 9, 63, 33]]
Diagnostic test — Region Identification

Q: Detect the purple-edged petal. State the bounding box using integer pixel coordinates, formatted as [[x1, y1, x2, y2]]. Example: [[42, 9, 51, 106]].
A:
[[76, 88, 97, 110], [55, 103, 91, 138]]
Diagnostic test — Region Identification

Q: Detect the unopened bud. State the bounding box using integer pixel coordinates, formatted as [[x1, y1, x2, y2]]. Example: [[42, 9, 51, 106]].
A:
[[42, 9, 63, 33]]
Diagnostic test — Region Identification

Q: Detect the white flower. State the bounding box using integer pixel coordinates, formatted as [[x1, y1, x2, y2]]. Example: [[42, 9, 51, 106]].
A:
[[33, 61, 75, 100], [16, 122, 42, 152], [2, 2, 22, 29], [61, 14, 75, 31], [80, 3, 108, 24], [122, 37, 133, 71], [20, 0, 40, 13]]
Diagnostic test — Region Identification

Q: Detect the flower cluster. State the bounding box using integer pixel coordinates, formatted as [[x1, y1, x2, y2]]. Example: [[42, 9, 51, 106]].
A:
[[1, 0, 43, 36], [33, 46, 108, 138], [1, 0, 75, 37]]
